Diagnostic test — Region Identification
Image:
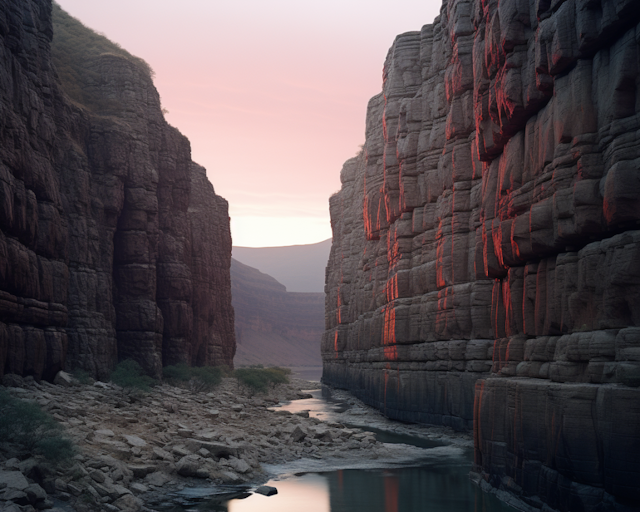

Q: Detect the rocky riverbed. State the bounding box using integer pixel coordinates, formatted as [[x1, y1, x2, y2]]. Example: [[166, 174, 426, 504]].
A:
[[0, 373, 472, 512]]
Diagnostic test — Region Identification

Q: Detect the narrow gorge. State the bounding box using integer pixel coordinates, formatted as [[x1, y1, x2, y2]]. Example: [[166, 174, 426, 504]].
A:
[[323, 0, 640, 510], [0, 0, 235, 381]]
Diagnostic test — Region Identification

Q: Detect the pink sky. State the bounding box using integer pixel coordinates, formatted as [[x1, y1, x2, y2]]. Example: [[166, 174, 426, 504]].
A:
[[55, 0, 443, 247]]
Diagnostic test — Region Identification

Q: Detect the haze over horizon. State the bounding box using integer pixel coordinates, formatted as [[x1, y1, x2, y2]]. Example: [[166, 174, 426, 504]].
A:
[[54, 0, 443, 247]]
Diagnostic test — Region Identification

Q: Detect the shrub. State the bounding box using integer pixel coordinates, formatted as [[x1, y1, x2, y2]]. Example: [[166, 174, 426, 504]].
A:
[[110, 359, 156, 391], [234, 366, 291, 394], [36, 436, 76, 462], [162, 362, 192, 382], [163, 363, 222, 392], [71, 368, 93, 385], [190, 366, 223, 389], [0, 390, 75, 463]]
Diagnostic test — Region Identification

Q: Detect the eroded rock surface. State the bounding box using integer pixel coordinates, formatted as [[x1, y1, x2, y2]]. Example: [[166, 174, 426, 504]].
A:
[[323, 1, 640, 510], [0, 0, 235, 380]]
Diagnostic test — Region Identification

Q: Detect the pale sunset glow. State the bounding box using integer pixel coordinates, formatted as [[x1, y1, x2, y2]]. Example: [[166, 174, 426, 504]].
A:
[[55, 0, 442, 247], [228, 475, 330, 512]]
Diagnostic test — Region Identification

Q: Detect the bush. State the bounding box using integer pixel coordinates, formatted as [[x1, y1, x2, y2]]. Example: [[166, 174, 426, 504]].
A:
[[162, 362, 192, 382], [234, 366, 291, 394], [71, 368, 93, 385], [36, 436, 76, 462], [163, 363, 222, 392], [110, 359, 156, 391], [0, 390, 75, 463]]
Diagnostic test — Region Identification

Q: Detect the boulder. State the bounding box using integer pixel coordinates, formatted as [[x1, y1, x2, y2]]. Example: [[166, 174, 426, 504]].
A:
[[0, 472, 29, 491], [290, 426, 307, 442], [228, 458, 250, 474], [176, 456, 202, 477], [255, 485, 277, 496], [123, 435, 146, 448], [53, 371, 73, 387], [112, 493, 142, 512]]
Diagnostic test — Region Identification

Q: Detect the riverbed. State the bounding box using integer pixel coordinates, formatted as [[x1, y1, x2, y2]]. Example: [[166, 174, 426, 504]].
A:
[[161, 388, 517, 512]]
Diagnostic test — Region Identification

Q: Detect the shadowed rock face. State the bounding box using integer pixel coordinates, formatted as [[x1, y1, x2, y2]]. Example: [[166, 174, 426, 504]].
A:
[[323, 0, 640, 510], [231, 258, 323, 367], [0, 0, 235, 380]]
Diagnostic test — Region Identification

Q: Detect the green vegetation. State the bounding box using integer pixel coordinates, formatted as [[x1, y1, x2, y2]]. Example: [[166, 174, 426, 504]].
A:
[[71, 367, 93, 385], [51, 2, 154, 112], [0, 390, 75, 463], [163, 363, 223, 392], [110, 359, 156, 391], [234, 366, 291, 394]]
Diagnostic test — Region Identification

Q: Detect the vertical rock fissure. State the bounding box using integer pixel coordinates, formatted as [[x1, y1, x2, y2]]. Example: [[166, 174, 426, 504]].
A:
[[0, 0, 236, 382], [323, 1, 640, 510]]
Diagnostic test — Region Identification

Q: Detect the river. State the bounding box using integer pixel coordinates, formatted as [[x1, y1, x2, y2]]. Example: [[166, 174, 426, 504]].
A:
[[159, 386, 517, 512]]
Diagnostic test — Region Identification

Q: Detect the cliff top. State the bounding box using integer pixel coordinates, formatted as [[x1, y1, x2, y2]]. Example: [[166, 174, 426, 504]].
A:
[[51, 2, 154, 112]]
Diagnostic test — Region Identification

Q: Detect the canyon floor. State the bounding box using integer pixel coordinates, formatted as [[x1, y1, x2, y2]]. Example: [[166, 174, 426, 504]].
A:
[[0, 374, 472, 512]]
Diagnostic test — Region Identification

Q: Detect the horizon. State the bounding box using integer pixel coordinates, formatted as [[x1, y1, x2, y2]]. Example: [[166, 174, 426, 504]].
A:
[[54, 0, 443, 248], [232, 237, 331, 250]]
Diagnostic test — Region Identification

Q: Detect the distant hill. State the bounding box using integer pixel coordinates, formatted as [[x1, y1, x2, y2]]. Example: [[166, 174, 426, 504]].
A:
[[232, 239, 332, 293], [231, 258, 324, 367]]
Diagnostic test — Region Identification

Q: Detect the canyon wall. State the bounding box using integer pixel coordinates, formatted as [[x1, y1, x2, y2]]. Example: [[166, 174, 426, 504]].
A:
[[0, 0, 235, 381], [323, 0, 640, 510], [231, 258, 323, 367]]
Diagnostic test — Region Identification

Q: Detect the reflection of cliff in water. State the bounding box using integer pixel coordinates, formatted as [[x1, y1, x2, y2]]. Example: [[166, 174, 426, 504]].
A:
[[325, 462, 514, 512]]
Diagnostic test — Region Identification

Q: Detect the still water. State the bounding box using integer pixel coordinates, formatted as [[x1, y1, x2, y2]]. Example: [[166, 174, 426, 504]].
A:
[[164, 388, 516, 512], [228, 457, 515, 512]]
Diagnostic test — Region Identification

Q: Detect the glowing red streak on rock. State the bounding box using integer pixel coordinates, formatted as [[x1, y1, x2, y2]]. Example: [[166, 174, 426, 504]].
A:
[[482, 221, 490, 278], [493, 219, 505, 268], [503, 278, 512, 336], [383, 306, 398, 361], [511, 219, 522, 260], [451, 185, 456, 284], [384, 473, 399, 512], [436, 220, 446, 289]]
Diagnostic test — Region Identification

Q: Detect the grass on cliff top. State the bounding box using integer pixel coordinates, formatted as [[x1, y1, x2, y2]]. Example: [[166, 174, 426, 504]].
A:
[[51, 2, 154, 112], [0, 390, 75, 464]]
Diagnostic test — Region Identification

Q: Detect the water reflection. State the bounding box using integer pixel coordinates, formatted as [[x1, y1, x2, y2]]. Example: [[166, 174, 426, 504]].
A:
[[229, 474, 329, 512], [158, 386, 516, 512], [268, 389, 349, 421], [227, 461, 515, 512]]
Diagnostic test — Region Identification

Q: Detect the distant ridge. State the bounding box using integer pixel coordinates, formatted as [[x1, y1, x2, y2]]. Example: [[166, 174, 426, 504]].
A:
[[232, 239, 331, 293], [231, 258, 323, 366]]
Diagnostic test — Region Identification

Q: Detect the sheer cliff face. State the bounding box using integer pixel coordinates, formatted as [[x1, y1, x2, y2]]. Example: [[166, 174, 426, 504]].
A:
[[324, 0, 640, 509], [0, 0, 235, 380]]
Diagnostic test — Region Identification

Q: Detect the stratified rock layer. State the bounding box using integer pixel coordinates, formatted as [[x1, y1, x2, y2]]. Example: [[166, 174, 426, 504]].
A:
[[231, 259, 323, 366], [0, 0, 235, 380], [323, 0, 640, 510]]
